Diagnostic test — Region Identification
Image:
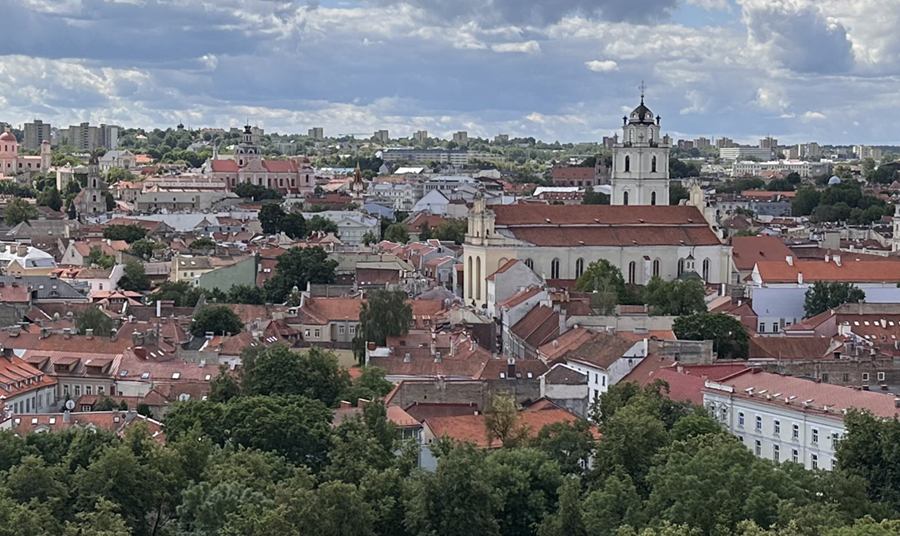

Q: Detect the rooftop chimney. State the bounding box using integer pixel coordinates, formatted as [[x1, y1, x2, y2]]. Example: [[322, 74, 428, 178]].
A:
[[85, 329, 93, 340], [834, 254, 842, 267], [63, 328, 71, 339], [16, 244, 27, 257], [785, 256, 794, 266], [110, 329, 118, 342]]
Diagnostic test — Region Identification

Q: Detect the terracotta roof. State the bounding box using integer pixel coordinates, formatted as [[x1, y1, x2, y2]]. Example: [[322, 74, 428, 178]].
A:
[[407, 213, 452, 231], [509, 225, 721, 247], [497, 286, 543, 310], [5, 412, 165, 443], [477, 358, 548, 380], [538, 327, 596, 362], [551, 167, 595, 181], [705, 369, 900, 420], [543, 363, 588, 385], [749, 337, 835, 360], [554, 332, 638, 370], [403, 402, 479, 422], [492, 204, 712, 226], [210, 160, 240, 172], [731, 236, 794, 271], [262, 160, 298, 173], [740, 190, 797, 198], [755, 259, 900, 283], [357, 268, 400, 286], [511, 306, 560, 348]]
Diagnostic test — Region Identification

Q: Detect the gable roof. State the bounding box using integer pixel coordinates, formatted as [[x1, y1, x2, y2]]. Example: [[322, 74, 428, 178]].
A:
[[755, 259, 900, 283], [731, 236, 794, 271], [554, 332, 638, 370], [511, 305, 559, 348], [486, 259, 520, 281]]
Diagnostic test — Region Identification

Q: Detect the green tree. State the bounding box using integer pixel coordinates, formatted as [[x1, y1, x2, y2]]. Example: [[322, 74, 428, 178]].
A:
[[804, 281, 866, 317], [262, 246, 337, 303], [384, 223, 409, 244], [149, 280, 203, 307], [432, 220, 468, 245], [583, 186, 611, 205], [87, 247, 116, 269], [341, 367, 394, 406], [361, 230, 377, 246], [282, 212, 307, 239], [669, 182, 689, 205], [63, 498, 132, 536], [36, 186, 63, 211], [574, 260, 631, 306], [105, 167, 131, 184], [118, 261, 150, 292], [484, 448, 564, 536], [484, 394, 529, 448], [75, 306, 115, 337], [537, 477, 586, 536], [673, 312, 750, 359], [583, 473, 645, 536], [4, 198, 38, 226], [531, 419, 596, 475], [352, 290, 412, 365], [226, 284, 264, 305], [241, 345, 350, 406], [642, 277, 706, 316], [233, 182, 283, 200], [189, 237, 216, 251], [190, 305, 244, 337], [128, 239, 156, 260], [207, 365, 241, 403], [306, 215, 339, 236], [103, 224, 147, 244], [258, 204, 285, 235], [837, 409, 900, 510], [792, 188, 821, 216]]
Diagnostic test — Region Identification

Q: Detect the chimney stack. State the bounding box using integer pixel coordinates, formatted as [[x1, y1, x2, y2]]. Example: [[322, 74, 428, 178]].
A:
[[110, 329, 118, 342], [63, 328, 71, 339], [85, 329, 93, 340]]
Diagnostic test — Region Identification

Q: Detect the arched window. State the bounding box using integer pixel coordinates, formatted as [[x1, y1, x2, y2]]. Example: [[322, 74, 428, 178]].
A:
[[702, 258, 711, 281], [624, 155, 631, 172], [524, 259, 534, 270], [498, 258, 508, 270], [628, 261, 637, 284], [575, 258, 585, 278], [475, 257, 482, 300], [677, 258, 685, 276], [467, 257, 473, 299], [623, 191, 629, 206], [651, 192, 657, 206], [648, 127, 654, 141], [551, 258, 560, 279], [652, 259, 660, 277], [651, 156, 657, 173]]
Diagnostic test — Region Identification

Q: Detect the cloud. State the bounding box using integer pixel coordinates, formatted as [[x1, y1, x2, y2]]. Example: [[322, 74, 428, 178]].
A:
[[679, 90, 708, 115], [491, 41, 542, 54], [739, 0, 854, 74], [684, 0, 730, 9], [802, 111, 827, 121], [585, 60, 618, 72], [753, 86, 790, 112], [361, 0, 679, 26]]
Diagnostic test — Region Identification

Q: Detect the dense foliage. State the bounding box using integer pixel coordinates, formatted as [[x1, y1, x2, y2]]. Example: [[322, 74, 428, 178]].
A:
[[673, 312, 750, 359], [804, 281, 866, 317], [103, 224, 148, 244], [352, 290, 413, 365]]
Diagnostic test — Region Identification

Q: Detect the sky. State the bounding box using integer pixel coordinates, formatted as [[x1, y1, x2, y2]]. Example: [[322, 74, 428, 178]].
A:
[[0, 0, 898, 145]]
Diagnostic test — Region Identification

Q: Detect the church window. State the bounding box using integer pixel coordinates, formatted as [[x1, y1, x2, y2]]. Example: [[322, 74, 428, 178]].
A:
[[651, 192, 657, 206], [648, 127, 654, 141], [624, 156, 630, 173], [629, 128, 635, 143], [677, 258, 685, 276], [524, 258, 534, 270], [92, 195, 97, 203], [551, 259, 560, 279], [475, 257, 482, 300], [652, 259, 660, 277], [702, 258, 711, 281], [623, 192, 629, 206], [575, 258, 585, 278], [467, 257, 473, 299], [651, 156, 657, 173], [628, 261, 637, 284]]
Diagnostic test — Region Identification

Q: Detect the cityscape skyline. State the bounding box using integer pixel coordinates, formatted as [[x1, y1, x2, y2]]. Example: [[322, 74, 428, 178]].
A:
[[1, 1, 897, 145]]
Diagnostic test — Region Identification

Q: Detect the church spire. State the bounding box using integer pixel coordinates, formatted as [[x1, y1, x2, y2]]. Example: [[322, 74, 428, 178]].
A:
[[639, 80, 647, 104]]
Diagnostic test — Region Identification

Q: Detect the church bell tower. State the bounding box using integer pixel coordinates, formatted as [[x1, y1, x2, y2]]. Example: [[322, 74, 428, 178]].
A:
[[611, 82, 671, 206]]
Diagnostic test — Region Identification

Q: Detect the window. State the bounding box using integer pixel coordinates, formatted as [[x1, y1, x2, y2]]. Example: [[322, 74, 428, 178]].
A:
[[755, 440, 761, 455], [878, 372, 886, 382], [314, 329, 321, 338], [338, 325, 345, 335], [812, 429, 818, 444], [602, 376, 606, 386], [85, 385, 92, 395], [575, 258, 585, 278], [792, 449, 799, 463], [843, 373, 850, 382], [832, 433, 839, 449], [349, 325, 356, 335], [702, 258, 710, 281], [822, 373, 829, 383], [624, 155, 631, 172], [758, 323, 766, 333], [677, 258, 685, 276], [811, 454, 818, 470], [551, 259, 560, 279], [623, 191, 629, 206], [525, 258, 533, 270], [756, 415, 762, 430], [774, 420, 781, 436], [74, 385, 81, 397], [862, 373, 870, 382], [652, 259, 660, 277], [628, 261, 637, 284], [773, 445, 780, 462], [793, 424, 799, 439], [651, 156, 657, 173], [63, 385, 70, 397], [650, 191, 657, 205], [738, 412, 745, 427], [98, 386, 104, 394]]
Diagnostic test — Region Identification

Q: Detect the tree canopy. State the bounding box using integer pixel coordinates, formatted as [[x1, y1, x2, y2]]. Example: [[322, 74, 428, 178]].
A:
[[190, 305, 244, 337], [262, 246, 337, 303], [352, 290, 412, 365], [673, 312, 750, 359], [804, 281, 866, 317], [102, 224, 147, 244]]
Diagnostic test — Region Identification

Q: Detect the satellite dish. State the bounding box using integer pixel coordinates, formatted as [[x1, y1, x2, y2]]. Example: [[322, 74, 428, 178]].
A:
[[64, 400, 75, 411], [178, 393, 191, 402]]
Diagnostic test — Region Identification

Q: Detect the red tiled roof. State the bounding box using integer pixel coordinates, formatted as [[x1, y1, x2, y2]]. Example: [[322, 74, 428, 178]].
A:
[[497, 286, 543, 310], [749, 337, 835, 360], [755, 259, 900, 283], [407, 213, 452, 230], [705, 369, 900, 420], [493, 204, 711, 226], [5, 412, 165, 443], [511, 306, 560, 348], [740, 190, 797, 198], [553, 331, 638, 370], [731, 236, 794, 271], [509, 225, 720, 247], [551, 167, 596, 181], [262, 160, 298, 173], [477, 358, 548, 380], [538, 327, 595, 362], [210, 160, 240, 172]]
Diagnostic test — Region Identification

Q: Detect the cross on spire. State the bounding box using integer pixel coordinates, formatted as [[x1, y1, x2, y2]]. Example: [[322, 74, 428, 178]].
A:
[[639, 80, 647, 103]]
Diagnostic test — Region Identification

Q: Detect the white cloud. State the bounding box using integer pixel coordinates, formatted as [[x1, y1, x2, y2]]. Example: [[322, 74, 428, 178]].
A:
[[679, 90, 708, 115], [802, 111, 827, 121], [753, 86, 790, 112], [585, 60, 618, 72], [684, 0, 729, 9], [491, 41, 541, 54]]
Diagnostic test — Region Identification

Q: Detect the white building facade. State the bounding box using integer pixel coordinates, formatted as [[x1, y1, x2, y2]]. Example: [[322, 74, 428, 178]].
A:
[[611, 94, 670, 207]]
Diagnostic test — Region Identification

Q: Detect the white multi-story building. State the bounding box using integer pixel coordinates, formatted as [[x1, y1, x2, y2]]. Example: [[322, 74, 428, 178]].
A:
[[611, 93, 670, 206], [719, 147, 775, 162], [731, 160, 833, 178], [703, 369, 900, 470]]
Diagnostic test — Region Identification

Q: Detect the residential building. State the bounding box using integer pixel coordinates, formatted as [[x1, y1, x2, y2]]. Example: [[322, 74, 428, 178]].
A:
[[308, 127, 324, 140], [413, 130, 428, 143], [694, 137, 711, 149], [760, 136, 778, 149], [99, 150, 137, 171], [0, 348, 57, 416], [494, 134, 509, 144], [134, 189, 237, 212], [731, 160, 832, 178], [719, 147, 774, 162], [374, 130, 390, 143], [677, 140, 694, 151], [171, 254, 215, 285], [300, 210, 379, 246], [23, 119, 51, 150], [717, 137, 735, 149], [551, 166, 597, 187], [854, 145, 882, 161], [58, 123, 119, 151], [452, 131, 468, 146], [485, 259, 543, 317], [704, 369, 900, 470], [0, 243, 57, 276], [611, 94, 670, 206]]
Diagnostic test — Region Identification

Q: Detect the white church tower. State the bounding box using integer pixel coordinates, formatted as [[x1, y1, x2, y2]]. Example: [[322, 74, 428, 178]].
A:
[[611, 83, 671, 206]]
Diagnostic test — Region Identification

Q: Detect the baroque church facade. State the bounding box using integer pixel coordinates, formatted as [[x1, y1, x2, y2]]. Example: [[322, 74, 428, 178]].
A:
[[462, 92, 730, 308]]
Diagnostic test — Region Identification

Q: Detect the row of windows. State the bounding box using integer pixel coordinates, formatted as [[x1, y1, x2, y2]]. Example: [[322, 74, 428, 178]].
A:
[[752, 440, 832, 469], [621, 155, 659, 173], [738, 412, 840, 448], [9, 390, 51, 415], [63, 384, 104, 398], [540, 258, 712, 283], [621, 191, 658, 206]]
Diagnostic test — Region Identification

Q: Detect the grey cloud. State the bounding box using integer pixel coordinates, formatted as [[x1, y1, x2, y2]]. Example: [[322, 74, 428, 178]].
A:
[[361, 0, 678, 26], [741, 0, 854, 74]]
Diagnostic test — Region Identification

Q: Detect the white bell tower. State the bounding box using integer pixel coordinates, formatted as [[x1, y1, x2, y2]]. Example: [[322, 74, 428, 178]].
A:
[[611, 82, 671, 206]]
